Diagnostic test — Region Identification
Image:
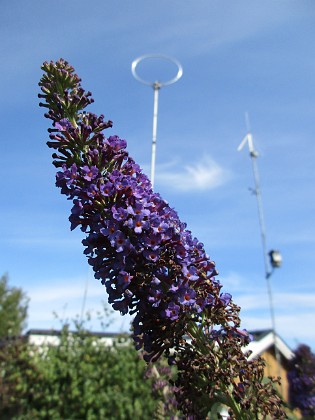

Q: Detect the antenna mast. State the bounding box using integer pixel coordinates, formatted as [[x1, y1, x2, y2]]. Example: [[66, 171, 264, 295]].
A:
[[131, 54, 183, 189], [238, 113, 282, 383]]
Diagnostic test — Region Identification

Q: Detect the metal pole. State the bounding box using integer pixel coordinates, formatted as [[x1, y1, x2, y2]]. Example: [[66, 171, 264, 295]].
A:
[[131, 55, 183, 189], [240, 114, 282, 387], [249, 140, 282, 378], [151, 82, 160, 189], [245, 114, 270, 282]]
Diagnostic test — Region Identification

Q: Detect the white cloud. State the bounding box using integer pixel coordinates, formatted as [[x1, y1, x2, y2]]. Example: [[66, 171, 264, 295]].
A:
[[219, 271, 244, 291], [24, 275, 315, 349], [28, 276, 104, 303], [235, 290, 315, 350], [26, 275, 133, 333], [235, 291, 315, 312], [28, 299, 132, 334], [143, 1, 304, 57], [7, 236, 80, 248], [275, 312, 315, 338], [241, 312, 315, 350], [156, 155, 230, 192]]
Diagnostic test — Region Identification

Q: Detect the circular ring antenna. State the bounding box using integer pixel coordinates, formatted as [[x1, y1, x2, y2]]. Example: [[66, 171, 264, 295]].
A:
[[131, 54, 183, 87]]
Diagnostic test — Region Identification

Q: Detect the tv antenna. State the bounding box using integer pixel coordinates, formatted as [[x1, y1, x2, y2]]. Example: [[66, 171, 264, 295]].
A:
[[131, 54, 183, 189], [238, 112, 283, 382]]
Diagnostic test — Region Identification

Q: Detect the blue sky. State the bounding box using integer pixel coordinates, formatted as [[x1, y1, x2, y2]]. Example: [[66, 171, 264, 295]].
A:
[[1, 1, 314, 351]]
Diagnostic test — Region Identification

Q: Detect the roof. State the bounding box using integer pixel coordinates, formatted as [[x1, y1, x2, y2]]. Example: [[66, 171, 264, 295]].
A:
[[26, 329, 129, 347], [25, 328, 294, 361], [26, 329, 127, 338], [246, 329, 294, 361]]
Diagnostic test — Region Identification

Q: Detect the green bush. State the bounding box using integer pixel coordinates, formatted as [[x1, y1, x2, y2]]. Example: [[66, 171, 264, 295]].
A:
[[0, 321, 159, 419]]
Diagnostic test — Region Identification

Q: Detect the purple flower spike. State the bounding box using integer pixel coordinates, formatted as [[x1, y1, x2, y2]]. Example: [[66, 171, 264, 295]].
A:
[[39, 59, 286, 420]]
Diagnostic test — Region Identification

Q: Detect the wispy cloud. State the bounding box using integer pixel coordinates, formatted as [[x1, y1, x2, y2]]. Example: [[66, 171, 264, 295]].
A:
[[25, 276, 315, 347], [26, 275, 132, 333], [142, 2, 304, 57], [219, 271, 244, 291], [156, 155, 230, 192], [28, 276, 103, 303], [6, 236, 80, 248], [242, 312, 315, 350], [236, 292, 315, 312], [218, 274, 315, 349]]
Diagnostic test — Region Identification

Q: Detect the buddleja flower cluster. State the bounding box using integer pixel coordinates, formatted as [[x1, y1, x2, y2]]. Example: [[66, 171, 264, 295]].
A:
[[288, 344, 315, 416], [39, 59, 285, 419]]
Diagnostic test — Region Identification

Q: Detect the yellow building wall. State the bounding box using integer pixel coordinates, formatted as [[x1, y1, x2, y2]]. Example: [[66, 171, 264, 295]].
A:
[[261, 349, 289, 403]]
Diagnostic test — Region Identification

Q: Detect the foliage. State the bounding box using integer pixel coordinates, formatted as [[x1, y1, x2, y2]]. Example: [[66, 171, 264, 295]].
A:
[[288, 344, 315, 417], [38, 59, 286, 418], [0, 320, 159, 419], [0, 336, 42, 418], [0, 274, 28, 337], [145, 361, 181, 419]]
